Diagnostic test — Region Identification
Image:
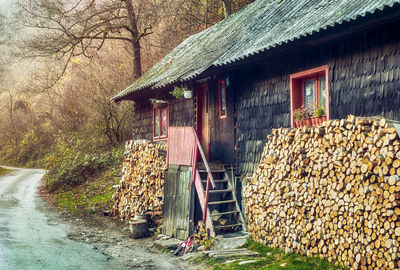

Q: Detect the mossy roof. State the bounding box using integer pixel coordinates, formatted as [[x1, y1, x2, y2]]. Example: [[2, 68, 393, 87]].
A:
[[112, 0, 400, 102]]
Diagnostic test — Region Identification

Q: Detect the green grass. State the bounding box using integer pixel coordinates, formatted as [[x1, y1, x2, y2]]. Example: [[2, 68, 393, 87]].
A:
[[0, 167, 12, 176], [53, 168, 120, 213], [193, 239, 347, 270]]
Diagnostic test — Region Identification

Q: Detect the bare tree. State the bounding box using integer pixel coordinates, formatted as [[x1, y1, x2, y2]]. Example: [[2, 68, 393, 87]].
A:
[[16, 0, 255, 88], [16, 0, 167, 86]]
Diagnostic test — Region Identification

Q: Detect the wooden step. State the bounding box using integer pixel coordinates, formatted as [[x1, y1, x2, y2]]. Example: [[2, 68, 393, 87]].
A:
[[198, 169, 225, 173], [214, 223, 243, 229], [201, 179, 228, 183], [208, 188, 232, 193], [208, 199, 236, 205], [210, 210, 239, 217]]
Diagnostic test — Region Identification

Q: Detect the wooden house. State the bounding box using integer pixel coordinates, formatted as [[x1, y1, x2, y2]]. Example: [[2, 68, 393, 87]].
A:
[[112, 0, 400, 238]]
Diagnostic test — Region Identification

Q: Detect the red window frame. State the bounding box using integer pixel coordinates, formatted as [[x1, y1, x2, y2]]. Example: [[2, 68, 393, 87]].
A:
[[290, 65, 330, 127], [218, 79, 227, 119], [153, 105, 169, 140]]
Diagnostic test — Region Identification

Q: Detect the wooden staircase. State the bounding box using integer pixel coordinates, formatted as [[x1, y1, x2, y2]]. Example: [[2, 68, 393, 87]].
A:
[[195, 162, 246, 236], [185, 126, 245, 237]]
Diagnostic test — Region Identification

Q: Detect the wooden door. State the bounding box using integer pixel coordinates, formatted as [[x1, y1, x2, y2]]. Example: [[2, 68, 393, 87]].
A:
[[163, 165, 193, 240], [196, 84, 210, 159]]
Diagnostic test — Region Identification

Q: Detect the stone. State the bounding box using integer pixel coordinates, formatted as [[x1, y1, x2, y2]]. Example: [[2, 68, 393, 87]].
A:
[[239, 260, 258, 265]]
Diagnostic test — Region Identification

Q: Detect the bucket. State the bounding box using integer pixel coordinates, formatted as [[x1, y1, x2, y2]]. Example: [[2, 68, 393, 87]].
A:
[[129, 219, 148, 238], [133, 214, 149, 221]]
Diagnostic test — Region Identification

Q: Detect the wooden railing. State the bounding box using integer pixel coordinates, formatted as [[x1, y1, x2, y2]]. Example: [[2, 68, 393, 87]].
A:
[[190, 127, 216, 233]]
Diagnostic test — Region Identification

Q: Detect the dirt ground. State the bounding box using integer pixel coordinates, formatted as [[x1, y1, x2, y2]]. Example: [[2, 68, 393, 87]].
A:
[[39, 185, 194, 270], [61, 210, 193, 269]]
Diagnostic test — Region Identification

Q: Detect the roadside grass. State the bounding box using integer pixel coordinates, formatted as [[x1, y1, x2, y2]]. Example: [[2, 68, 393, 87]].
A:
[[0, 167, 12, 176], [192, 238, 347, 270], [53, 168, 120, 213]]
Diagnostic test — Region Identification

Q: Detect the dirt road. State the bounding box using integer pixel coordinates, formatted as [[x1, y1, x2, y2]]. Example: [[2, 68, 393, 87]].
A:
[[0, 167, 190, 270]]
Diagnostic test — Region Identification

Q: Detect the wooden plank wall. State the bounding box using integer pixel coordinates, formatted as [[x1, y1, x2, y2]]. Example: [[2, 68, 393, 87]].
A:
[[167, 127, 195, 166], [131, 96, 195, 141], [169, 97, 195, 127], [132, 101, 153, 141], [163, 165, 193, 240]]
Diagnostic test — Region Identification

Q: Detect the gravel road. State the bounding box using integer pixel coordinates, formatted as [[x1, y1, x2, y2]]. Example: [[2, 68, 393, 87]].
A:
[[0, 167, 191, 270]]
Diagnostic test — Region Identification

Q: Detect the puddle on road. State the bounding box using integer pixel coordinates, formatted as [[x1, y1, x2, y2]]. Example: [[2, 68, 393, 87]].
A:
[[0, 169, 127, 270]]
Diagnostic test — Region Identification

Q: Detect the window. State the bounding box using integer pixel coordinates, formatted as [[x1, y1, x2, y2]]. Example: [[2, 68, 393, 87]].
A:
[[290, 66, 329, 127], [218, 79, 227, 118], [302, 76, 326, 112], [153, 105, 168, 140]]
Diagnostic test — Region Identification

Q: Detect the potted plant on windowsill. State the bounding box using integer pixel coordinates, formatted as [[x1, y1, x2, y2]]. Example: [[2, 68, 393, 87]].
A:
[[303, 108, 312, 126], [294, 108, 302, 128], [313, 104, 326, 125], [294, 106, 312, 128]]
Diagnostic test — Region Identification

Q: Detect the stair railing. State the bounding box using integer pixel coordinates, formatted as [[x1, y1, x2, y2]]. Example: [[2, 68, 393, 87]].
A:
[[190, 127, 216, 223]]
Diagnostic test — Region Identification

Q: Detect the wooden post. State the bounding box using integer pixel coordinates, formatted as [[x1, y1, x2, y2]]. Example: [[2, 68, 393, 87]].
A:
[[203, 175, 210, 222], [231, 164, 235, 195], [191, 142, 198, 184]]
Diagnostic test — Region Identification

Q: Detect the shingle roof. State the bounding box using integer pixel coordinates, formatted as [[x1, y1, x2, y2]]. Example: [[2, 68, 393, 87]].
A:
[[112, 0, 400, 102]]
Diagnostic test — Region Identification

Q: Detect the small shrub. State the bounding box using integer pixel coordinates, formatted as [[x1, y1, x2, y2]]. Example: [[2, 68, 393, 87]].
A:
[[43, 134, 123, 192]]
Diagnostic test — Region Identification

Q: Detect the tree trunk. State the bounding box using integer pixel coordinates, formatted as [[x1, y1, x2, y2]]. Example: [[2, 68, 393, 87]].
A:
[[221, 0, 232, 18], [132, 39, 142, 80], [122, 0, 142, 79]]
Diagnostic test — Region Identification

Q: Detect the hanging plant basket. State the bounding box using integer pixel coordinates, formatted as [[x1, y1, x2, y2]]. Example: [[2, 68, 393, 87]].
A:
[[184, 90, 193, 99]]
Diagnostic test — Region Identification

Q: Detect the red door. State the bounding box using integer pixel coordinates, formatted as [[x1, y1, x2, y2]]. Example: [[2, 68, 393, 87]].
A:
[[196, 84, 210, 159]]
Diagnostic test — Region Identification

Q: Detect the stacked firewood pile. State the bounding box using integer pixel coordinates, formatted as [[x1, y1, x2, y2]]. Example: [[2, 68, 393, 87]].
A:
[[112, 140, 167, 222], [244, 115, 400, 269]]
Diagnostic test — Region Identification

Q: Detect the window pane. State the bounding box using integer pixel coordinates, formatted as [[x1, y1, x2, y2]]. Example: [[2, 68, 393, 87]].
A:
[[154, 110, 160, 137], [161, 108, 167, 136], [319, 76, 326, 110], [220, 80, 226, 117], [303, 79, 315, 111]]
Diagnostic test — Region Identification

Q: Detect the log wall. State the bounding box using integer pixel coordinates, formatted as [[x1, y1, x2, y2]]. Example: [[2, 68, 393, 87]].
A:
[[244, 115, 400, 269]]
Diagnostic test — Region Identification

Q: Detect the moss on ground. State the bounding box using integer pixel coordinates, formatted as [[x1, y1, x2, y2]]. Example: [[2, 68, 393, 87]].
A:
[[192, 239, 347, 270], [53, 168, 120, 213], [0, 167, 12, 176]]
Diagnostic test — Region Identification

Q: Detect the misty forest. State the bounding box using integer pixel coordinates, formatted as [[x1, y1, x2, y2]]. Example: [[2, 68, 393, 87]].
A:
[[0, 0, 253, 193]]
